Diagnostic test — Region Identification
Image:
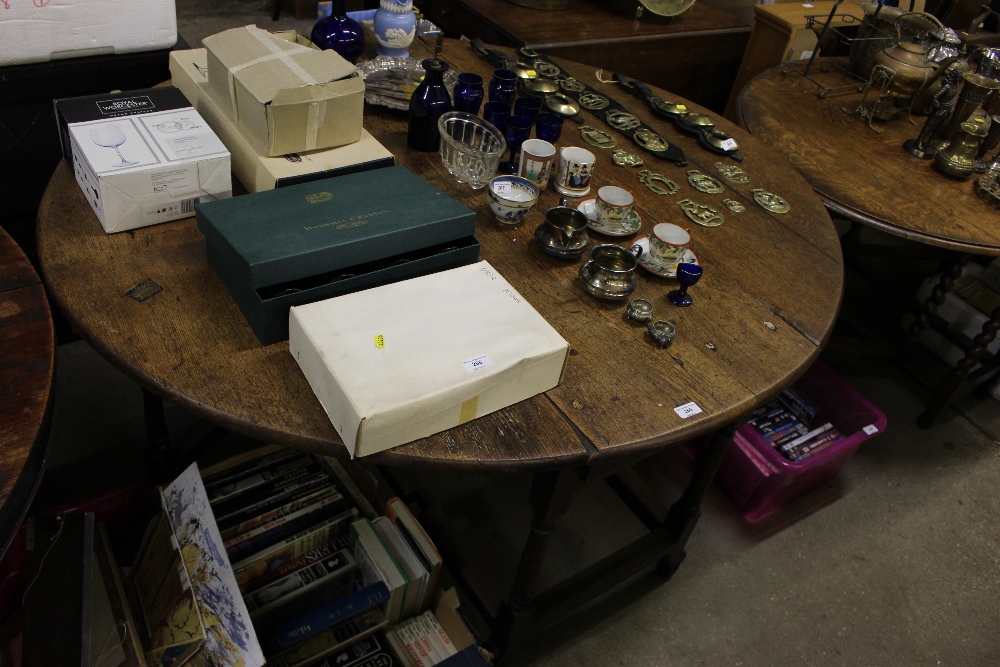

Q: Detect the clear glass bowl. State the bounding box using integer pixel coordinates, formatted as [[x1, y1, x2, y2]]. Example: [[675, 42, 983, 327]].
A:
[[437, 112, 506, 190]]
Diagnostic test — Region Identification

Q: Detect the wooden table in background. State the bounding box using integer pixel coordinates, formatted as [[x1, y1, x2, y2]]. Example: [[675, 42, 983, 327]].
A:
[[0, 229, 54, 558], [736, 63, 1000, 427], [420, 0, 749, 113], [37, 41, 842, 658]]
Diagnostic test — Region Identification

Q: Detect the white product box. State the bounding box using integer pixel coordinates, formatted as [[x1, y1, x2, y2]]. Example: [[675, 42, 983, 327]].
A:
[[57, 88, 231, 233], [289, 261, 570, 458], [0, 0, 177, 66]]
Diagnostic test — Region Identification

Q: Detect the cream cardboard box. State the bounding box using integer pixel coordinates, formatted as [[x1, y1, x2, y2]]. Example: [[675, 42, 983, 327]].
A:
[[55, 87, 231, 234], [170, 48, 394, 192], [289, 262, 570, 458], [0, 0, 176, 66], [202, 26, 364, 157]]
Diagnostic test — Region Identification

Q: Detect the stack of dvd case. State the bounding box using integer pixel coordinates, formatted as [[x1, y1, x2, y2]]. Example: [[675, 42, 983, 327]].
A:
[[746, 387, 844, 462]]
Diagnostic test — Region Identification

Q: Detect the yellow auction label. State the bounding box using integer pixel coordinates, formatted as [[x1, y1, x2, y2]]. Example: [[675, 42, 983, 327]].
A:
[[374, 334, 385, 349]]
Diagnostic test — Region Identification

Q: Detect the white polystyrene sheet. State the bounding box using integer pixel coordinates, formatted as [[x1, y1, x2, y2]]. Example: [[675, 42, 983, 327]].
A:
[[0, 0, 177, 66]]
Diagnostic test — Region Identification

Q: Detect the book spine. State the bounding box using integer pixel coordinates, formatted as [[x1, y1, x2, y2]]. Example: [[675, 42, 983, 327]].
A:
[[385, 629, 419, 667], [273, 581, 391, 651], [241, 539, 341, 594], [211, 468, 329, 521], [412, 616, 446, 662], [244, 548, 354, 613], [227, 497, 349, 563], [276, 612, 388, 667], [398, 624, 432, 667], [203, 449, 309, 492], [232, 508, 358, 585], [225, 491, 344, 550], [207, 457, 319, 503], [220, 488, 332, 541], [421, 611, 457, 657], [216, 475, 332, 528], [296, 633, 389, 667]]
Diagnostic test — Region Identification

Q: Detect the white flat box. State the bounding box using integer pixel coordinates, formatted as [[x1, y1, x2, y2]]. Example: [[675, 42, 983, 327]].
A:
[[289, 262, 570, 458], [57, 88, 231, 233], [202, 26, 364, 157], [0, 0, 177, 66], [169, 48, 394, 192]]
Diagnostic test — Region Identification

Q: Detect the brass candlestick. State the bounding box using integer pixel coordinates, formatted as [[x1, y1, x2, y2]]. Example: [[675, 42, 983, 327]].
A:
[[942, 73, 1000, 143]]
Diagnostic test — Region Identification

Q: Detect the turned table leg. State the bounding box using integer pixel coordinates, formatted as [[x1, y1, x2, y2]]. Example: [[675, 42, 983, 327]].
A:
[[903, 254, 970, 356], [918, 306, 1000, 428]]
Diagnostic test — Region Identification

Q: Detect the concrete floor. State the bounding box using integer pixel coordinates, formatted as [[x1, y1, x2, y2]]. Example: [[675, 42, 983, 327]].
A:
[[28, 2, 1000, 665]]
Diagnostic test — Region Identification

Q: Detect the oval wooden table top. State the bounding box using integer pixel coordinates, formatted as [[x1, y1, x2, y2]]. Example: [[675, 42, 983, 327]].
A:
[[0, 228, 54, 556], [736, 62, 1000, 256], [37, 40, 844, 472]]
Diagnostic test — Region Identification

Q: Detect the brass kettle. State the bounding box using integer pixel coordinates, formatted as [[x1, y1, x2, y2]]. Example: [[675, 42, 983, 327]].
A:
[[874, 42, 935, 100]]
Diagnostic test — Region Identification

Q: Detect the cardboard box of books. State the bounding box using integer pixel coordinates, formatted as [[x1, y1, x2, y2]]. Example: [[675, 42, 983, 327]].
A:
[[289, 261, 570, 457], [169, 47, 395, 193], [54, 87, 231, 233], [202, 26, 364, 157]]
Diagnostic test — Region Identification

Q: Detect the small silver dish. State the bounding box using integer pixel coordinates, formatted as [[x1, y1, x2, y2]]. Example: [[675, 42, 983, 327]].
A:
[[647, 320, 677, 348], [625, 299, 654, 322]]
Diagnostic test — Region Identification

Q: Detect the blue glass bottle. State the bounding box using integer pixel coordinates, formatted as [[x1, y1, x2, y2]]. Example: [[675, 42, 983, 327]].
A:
[[453, 73, 485, 115], [408, 59, 453, 152], [311, 0, 365, 64]]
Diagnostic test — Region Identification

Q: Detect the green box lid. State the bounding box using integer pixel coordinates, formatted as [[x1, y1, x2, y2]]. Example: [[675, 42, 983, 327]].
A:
[[196, 165, 476, 289]]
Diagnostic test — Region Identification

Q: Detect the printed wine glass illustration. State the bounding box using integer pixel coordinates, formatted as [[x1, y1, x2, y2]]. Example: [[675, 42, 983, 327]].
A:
[[90, 124, 138, 167]]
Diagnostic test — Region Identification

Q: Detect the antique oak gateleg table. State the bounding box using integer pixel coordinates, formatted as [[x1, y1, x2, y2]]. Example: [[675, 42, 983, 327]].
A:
[[37, 41, 843, 658], [736, 63, 1000, 428]]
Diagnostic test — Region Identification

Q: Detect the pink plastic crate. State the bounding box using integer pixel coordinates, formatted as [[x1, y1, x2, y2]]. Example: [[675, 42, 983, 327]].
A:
[[714, 360, 887, 522]]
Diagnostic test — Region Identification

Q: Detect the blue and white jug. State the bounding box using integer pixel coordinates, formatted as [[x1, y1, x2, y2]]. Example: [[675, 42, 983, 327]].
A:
[[373, 0, 416, 59]]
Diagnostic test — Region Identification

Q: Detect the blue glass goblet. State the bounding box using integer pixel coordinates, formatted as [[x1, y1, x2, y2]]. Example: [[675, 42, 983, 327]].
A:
[[483, 101, 510, 130], [453, 73, 485, 115], [488, 69, 518, 108], [498, 115, 533, 175], [535, 112, 564, 143], [667, 263, 702, 307], [513, 97, 542, 124]]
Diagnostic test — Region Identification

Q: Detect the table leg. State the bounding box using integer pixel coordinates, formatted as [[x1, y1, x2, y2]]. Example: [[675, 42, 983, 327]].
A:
[[917, 306, 1000, 428], [657, 422, 734, 577], [839, 220, 864, 259], [142, 388, 178, 482], [903, 254, 970, 356], [492, 467, 582, 656]]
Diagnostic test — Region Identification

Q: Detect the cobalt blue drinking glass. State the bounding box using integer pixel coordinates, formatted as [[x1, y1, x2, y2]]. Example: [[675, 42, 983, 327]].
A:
[[488, 69, 518, 108], [453, 73, 485, 115], [535, 112, 564, 143], [513, 97, 542, 124], [497, 114, 533, 175], [483, 101, 511, 130]]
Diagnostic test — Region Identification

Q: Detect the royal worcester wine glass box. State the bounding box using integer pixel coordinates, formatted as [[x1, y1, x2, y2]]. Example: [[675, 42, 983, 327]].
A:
[[202, 26, 364, 157], [289, 261, 570, 458], [54, 87, 232, 234], [0, 0, 177, 66], [169, 48, 394, 192], [195, 166, 480, 345]]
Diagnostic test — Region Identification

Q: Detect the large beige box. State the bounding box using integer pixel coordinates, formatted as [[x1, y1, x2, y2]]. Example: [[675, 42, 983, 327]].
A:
[[289, 262, 570, 458], [170, 48, 394, 192], [202, 26, 364, 157]]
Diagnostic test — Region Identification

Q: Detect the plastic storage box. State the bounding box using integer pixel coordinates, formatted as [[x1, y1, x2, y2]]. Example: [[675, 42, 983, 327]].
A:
[[714, 360, 887, 522]]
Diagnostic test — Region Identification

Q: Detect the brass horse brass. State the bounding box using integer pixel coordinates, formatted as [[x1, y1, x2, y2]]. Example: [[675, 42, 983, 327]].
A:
[[579, 125, 617, 148]]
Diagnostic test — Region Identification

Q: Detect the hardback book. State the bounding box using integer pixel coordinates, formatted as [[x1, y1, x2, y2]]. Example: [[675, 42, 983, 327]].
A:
[[221, 487, 334, 541], [296, 632, 397, 667], [215, 473, 334, 528], [385, 497, 443, 611], [203, 448, 309, 493], [232, 507, 359, 587], [210, 466, 327, 520], [349, 518, 409, 625], [270, 581, 390, 653], [246, 548, 356, 621], [372, 517, 429, 620], [416, 612, 457, 661], [268, 609, 389, 667], [385, 629, 418, 667], [224, 491, 348, 562], [206, 454, 316, 503], [195, 164, 479, 345], [242, 539, 344, 594], [289, 261, 570, 457]]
